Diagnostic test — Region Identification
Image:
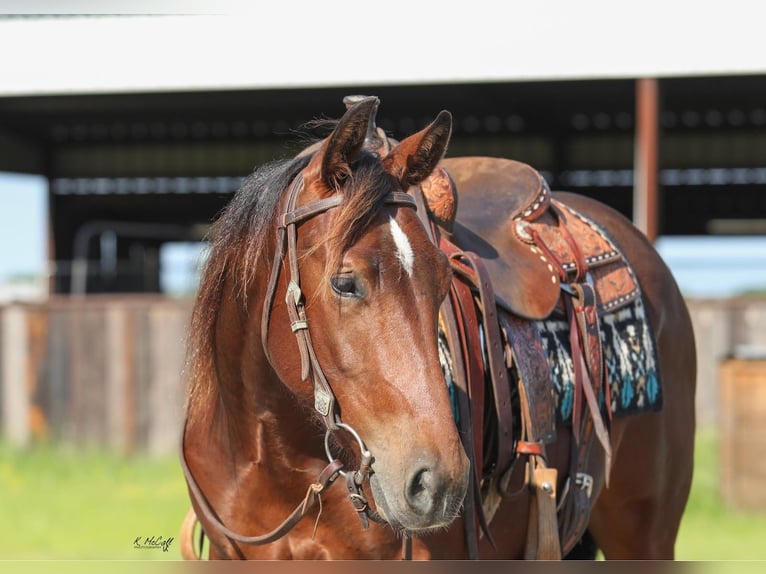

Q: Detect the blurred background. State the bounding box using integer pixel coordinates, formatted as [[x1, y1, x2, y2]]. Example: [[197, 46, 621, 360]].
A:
[[1, 2, 765, 561]]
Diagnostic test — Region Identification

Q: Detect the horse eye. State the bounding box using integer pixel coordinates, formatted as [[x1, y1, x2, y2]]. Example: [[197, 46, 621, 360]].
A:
[[330, 274, 361, 298]]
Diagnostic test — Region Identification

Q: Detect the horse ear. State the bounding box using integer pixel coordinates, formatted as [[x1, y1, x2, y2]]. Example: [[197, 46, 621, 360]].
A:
[[321, 96, 379, 190], [382, 110, 452, 189]]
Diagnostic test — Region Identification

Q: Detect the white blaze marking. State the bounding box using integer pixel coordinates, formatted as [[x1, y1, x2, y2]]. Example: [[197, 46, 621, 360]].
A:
[[389, 217, 414, 277]]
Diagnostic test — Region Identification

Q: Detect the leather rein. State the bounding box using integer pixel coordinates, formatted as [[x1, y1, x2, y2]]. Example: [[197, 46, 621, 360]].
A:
[[180, 169, 418, 556]]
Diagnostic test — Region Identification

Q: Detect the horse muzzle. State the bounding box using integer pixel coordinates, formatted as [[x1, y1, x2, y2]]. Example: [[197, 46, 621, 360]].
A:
[[324, 419, 470, 532], [369, 449, 470, 532]]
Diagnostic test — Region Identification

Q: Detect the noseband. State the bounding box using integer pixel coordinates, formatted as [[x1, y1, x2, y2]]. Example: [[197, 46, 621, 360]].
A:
[[180, 166, 417, 555]]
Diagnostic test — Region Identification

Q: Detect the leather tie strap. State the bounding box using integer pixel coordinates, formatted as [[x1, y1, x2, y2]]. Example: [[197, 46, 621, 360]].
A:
[[566, 283, 612, 475]]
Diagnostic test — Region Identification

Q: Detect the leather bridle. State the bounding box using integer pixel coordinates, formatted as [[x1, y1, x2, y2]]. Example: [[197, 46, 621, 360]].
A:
[[180, 165, 418, 556], [260, 172, 416, 427]]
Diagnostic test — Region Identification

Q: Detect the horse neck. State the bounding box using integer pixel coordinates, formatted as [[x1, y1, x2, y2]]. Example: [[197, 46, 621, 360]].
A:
[[188, 270, 324, 476]]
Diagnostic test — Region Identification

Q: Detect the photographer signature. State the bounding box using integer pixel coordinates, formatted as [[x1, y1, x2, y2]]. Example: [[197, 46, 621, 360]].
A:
[[133, 535, 174, 552]]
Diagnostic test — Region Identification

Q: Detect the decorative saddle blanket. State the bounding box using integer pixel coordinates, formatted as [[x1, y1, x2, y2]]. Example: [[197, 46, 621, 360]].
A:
[[440, 290, 663, 428], [536, 295, 663, 423]]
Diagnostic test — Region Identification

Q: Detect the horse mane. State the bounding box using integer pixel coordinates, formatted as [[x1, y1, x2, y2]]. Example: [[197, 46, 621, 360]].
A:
[[184, 143, 398, 423], [184, 153, 310, 421]]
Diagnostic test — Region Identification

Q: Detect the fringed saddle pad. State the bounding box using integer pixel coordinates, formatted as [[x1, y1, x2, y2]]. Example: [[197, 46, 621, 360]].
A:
[[536, 295, 663, 422]]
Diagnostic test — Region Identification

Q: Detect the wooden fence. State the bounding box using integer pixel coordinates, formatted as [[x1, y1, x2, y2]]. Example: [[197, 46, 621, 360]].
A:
[[686, 297, 766, 428], [1, 295, 766, 454], [0, 296, 191, 455]]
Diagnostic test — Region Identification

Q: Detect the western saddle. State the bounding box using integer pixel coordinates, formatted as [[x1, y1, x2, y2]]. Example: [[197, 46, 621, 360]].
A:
[[413, 156, 639, 559]]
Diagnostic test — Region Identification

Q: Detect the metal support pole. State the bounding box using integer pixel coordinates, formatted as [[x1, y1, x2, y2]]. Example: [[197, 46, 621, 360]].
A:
[[633, 78, 660, 242]]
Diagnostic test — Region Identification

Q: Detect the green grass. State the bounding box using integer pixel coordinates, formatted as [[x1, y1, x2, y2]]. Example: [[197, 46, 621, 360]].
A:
[[0, 442, 189, 560], [676, 429, 766, 560], [1, 429, 765, 560]]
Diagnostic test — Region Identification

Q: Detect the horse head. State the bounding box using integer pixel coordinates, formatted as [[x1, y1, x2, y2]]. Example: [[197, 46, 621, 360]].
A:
[[260, 97, 469, 532]]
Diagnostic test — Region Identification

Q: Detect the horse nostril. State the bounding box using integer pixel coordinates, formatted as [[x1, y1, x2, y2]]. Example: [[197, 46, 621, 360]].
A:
[[405, 467, 436, 514]]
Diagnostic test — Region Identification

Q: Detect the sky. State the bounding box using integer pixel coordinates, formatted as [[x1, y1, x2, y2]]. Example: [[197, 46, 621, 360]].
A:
[[0, 172, 47, 280], [2, 171, 766, 299]]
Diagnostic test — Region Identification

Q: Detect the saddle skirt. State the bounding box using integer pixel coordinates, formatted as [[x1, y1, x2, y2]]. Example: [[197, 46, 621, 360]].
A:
[[515, 203, 641, 316]]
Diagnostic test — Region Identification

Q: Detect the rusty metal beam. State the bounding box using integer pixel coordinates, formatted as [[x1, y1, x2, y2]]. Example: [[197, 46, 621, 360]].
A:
[[633, 78, 660, 242]]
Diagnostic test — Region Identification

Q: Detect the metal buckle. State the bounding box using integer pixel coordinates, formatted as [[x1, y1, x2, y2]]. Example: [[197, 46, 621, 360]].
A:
[[348, 492, 369, 512], [286, 280, 308, 332], [285, 280, 302, 306]]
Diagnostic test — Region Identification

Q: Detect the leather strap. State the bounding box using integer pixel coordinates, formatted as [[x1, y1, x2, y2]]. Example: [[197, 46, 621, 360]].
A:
[[551, 202, 588, 283], [411, 184, 487, 558], [449, 271, 485, 481], [513, 337, 560, 560], [524, 463, 562, 560], [179, 419, 344, 550], [559, 416, 596, 555], [556, 282, 613, 555], [403, 535, 413, 560], [445, 277, 486, 558], [566, 284, 611, 472], [516, 441, 545, 456], [443, 300, 481, 557], [500, 312, 556, 444], [261, 174, 304, 365], [447, 249, 515, 486], [411, 183, 437, 244]]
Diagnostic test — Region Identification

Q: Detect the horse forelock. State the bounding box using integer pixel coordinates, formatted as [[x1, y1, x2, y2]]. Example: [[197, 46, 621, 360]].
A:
[[314, 152, 399, 288]]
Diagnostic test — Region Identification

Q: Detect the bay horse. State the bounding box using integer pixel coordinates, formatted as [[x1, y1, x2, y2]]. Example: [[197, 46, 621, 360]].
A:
[[180, 96, 696, 559]]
